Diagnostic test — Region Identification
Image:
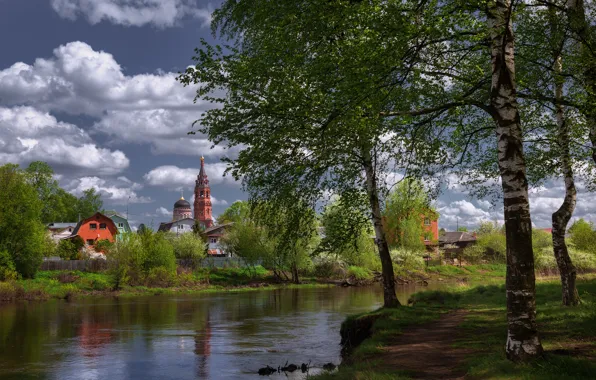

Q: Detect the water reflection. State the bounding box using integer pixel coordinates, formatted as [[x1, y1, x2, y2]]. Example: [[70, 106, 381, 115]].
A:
[[0, 284, 445, 379]]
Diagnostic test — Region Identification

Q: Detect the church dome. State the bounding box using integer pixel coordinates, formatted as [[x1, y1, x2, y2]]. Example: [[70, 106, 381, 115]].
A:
[[174, 197, 190, 208]]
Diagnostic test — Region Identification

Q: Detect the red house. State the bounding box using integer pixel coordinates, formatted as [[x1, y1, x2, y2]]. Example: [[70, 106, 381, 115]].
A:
[[70, 212, 119, 246]]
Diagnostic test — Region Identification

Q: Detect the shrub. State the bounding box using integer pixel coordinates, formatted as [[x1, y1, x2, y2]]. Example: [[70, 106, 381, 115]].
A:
[[462, 245, 485, 264], [145, 266, 175, 288], [143, 233, 176, 273], [94, 239, 113, 253], [168, 233, 207, 260], [0, 250, 19, 281], [57, 239, 81, 260], [347, 266, 373, 280], [391, 249, 425, 271]]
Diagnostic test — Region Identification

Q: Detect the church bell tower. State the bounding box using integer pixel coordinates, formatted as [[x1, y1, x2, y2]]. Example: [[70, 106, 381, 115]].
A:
[[194, 156, 213, 228]]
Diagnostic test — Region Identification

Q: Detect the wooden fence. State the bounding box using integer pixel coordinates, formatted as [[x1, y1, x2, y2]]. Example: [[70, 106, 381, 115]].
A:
[[40, 257, 253, 272]]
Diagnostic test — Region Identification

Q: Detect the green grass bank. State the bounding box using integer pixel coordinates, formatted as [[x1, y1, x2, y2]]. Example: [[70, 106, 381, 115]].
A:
[[0, 266, 340, 302], [315, 273, 596, 380]]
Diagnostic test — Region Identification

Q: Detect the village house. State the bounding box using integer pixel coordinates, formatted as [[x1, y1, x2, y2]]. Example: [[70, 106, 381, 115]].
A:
[[104, 212, 132, 240], [47, 222, 78, 243], [438, 231, 477, 256], [68, 212, 119, 246]]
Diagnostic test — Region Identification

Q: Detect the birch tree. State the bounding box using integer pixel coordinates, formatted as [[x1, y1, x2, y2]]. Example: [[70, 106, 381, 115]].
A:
[[179, 0, 545, 359]]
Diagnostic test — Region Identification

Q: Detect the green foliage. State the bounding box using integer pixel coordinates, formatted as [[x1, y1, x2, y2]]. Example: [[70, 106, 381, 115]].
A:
[[347, 266, 373, 281], [532, 229, 553, 251], [141, 232, 177, 274], [568, 219, 596, 253], [217, 200, 250, 225], [390, 249, 425, 272], [318, 197, 378, 270], [94, 239, 113, 253], [76, 188, 103, 219], [56, 238, 82, 260], [0, 250, 19, 281], [457, 227, 468, 232], [219, 219, 272, 271], [145, 267, 175, 288], [0, 164, 45, 278], [383, 179, 434, 251], [476, 221, 500, 236], [167, 233, 207, 260]]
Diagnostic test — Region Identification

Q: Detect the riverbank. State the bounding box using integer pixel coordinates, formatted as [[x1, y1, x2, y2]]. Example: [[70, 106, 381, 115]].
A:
[[0, 267, 344, 302], [316, 274, 596, 379], [0, 264, 510, 303]]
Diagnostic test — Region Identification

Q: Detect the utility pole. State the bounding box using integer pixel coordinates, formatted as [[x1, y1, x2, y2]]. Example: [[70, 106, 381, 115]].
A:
[[126, 195, 131, 220], [456, 216, 459, 231]]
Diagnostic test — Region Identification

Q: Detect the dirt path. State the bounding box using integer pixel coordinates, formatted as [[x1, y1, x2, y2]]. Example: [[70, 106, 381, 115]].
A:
[[381, 310, 471, 379]]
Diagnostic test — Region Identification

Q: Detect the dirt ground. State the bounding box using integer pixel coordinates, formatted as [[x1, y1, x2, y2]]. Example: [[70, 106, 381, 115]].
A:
[[380, 310, 472, 379]]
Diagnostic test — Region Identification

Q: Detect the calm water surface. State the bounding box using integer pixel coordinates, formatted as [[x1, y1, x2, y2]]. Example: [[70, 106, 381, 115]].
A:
[[0, 284, 446, 379]]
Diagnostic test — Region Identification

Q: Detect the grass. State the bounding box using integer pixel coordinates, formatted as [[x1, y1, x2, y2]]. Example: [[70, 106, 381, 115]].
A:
[[0, 267, 334, 302], [315, 273, 596, 379]]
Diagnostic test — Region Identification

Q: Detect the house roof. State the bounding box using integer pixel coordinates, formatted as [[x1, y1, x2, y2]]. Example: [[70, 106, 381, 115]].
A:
[[70, 212, 119, 237], [47, 222, 77, 230], [157, 218, 196, 232], [205, 222, 233, 235], [439, 231, 477, 244]]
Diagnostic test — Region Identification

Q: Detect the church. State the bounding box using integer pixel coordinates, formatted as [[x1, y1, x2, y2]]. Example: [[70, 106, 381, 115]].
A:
[[157, 157, 230, 256]]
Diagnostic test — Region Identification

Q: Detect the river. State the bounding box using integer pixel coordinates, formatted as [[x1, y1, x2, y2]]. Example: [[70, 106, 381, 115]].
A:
[[0, 283, 445, 379]]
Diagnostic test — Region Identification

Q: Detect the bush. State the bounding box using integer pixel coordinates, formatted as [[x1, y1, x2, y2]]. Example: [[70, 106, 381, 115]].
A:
[[107, 231, 176, 288], [57, 238, 82, 260], [347, 266, 373, 280], [168, 233, 207, 260], [94, 239, 113, 253], [391, 249, 425, 271], [145, 266, 175, 287], [0, 250, 19, 281], [462, 245, 485, 264]]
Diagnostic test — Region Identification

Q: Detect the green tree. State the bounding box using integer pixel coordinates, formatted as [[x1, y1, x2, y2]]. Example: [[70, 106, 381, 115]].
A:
[[76, 188, 103, 219], [217, 201, 250, 225], [25, 161, 60, 223], [179, 0, 544, 358], [319, 197, 378, 270], [568, 219, 596, 253], [0, 164, 45, 278], [476, 221, 499, 236], [56, 237, 84, 260], [168, 233, 207, 260], [383, 179, 434, 251], [219, 220, 273, 276]]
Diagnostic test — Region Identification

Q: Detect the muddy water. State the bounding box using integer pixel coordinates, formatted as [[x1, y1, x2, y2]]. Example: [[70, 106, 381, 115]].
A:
[[0, 283, 450, 380]]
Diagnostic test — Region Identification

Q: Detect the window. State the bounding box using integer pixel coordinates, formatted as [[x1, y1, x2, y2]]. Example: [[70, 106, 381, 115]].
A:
[[210, 238, 217, 244], [424, 218, 430, 226], [118, 223, 124, 228], [89, 223, 97, 230], [99, 223, 107, 230], [86, 239, 94, 245], [68, 228, 72, 232], [178, 224, 184, 230]]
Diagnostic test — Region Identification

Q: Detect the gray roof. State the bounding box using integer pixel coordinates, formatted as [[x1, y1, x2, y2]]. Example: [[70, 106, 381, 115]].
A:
[[47, 222, 77, 229], [439, 231, 477, 244], [205, 222, 233, 234]]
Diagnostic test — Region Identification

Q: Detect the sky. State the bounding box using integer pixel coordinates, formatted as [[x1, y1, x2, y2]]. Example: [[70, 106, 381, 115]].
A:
[[0, 0, 594, 231]]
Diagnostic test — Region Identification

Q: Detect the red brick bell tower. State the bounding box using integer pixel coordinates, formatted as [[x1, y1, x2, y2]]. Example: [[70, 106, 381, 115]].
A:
[[194, 156, 213, 228]]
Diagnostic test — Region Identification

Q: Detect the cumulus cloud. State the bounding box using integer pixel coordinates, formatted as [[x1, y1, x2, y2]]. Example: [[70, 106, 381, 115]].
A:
[[64, 176, 152, 204], [50, 0, 212, 28], [0, 106, 128, 174], [143, 164, 238, 189], [0, 41, 199, 116], [94, 109, 238, 157], [156, 206, 171, 217]]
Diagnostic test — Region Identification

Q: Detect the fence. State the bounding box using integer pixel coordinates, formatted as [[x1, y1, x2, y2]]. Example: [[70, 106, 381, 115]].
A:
[[40, 257, 254, 272]]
